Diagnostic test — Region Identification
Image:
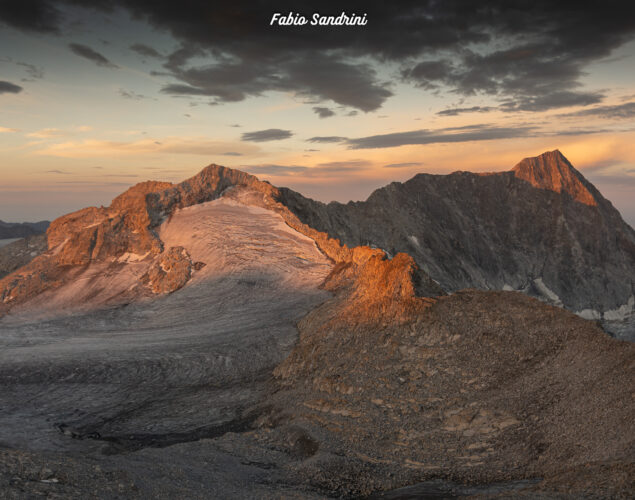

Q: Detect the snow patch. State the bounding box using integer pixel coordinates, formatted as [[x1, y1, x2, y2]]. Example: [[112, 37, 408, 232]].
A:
[[118, 251, 150, 263], [407, 235, 421, 249], [603, 295, 635, 321], [533, 278, 563, 306], [576, 309, 601, 320]]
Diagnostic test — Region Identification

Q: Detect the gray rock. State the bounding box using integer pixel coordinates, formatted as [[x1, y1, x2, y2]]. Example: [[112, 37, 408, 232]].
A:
[[276, 150, 635, 336]]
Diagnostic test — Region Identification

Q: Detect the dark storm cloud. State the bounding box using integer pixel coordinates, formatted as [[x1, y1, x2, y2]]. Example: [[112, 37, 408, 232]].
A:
[[437, 106, 494, 116], [2, 2, 635, 112], [69, 43, 118, 68], [313, 106, 335, 118], [130, 43, 163, 59], [347, 125, 536, 149], [307, 136, 348, 143], [0, 0, 61, 33], [159, 50, 392, 111], [241, 128, 293, 142], [558, 101, 635, 119], [0, 80, 23, 94]]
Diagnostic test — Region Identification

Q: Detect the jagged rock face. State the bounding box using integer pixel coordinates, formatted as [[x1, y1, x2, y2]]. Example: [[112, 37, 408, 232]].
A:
[[277, 150, 635, 327]]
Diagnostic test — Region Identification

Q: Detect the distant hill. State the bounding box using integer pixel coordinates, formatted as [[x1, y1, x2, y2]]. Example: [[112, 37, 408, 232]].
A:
[[0, 220, 49, 239]]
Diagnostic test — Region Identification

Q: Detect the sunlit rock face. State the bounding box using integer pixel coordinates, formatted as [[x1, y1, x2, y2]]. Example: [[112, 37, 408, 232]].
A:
[[277, 150, 635, 338]]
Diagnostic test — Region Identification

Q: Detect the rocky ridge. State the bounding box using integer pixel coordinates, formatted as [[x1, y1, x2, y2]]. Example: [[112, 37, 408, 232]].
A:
[[0, 164, 441, 318], [276, 150, 635, 338]]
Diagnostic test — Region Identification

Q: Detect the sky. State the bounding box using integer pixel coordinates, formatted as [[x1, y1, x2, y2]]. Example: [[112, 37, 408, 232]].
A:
[[1, 1, 634, 226]]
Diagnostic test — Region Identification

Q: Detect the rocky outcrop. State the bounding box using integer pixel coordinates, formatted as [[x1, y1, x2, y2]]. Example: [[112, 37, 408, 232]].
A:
[[276, 150, 635, 336], [142, 246, 193, 294], [268, 245, 635, 497]]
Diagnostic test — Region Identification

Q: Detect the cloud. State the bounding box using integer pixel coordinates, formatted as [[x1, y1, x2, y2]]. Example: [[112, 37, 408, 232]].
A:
[[347, 125, 536, 149], [558, 101, 635, 120], [118, 88, 150, 100], [0, 126, 18, 133], [0, 80, 23, 94], [16, 61, 44, 80], [27, 128, 64, 138], [316, 160, 371, 168], [241, 160, 370, 178], [221, 152, 242, 156], [437, 106, 495, 116], [130, 43, 163, 59], [242, 164, 308, 176], [500, 91, 603, 112], [3, 2, 635, 114], [25, 126, 91, 138], [33, 137, 261, 158], [0, 0, 61, 33], [1, 57, 45, 80], [158, 50, 392, 111], [384, 162, 425, 168], [45, 169, 71, 174], [69, 43, 118, 68], [241, 128, 293, 142], [313, 106, 335, 118], [307, 136, 348, 143]]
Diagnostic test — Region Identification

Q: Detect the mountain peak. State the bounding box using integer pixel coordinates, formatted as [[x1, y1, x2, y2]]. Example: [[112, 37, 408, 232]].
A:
[[511, 150, 597, 206]]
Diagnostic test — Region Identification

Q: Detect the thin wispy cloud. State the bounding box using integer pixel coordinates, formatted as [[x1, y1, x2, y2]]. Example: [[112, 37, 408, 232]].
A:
[[130, 43, 163, 59], [558, 102, 635, 120], [347, 125, 537, 149], [384, 162, 425, 168], [69, 43, 118, 68], [307, 136, 348, 143], [33, 137, 261, 158], [241, 129, 293, 142], [437, 106, 495, 116]]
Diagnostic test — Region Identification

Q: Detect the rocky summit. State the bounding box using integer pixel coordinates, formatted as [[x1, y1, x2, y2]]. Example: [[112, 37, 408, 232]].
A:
[[0, 151, 633, 499]]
